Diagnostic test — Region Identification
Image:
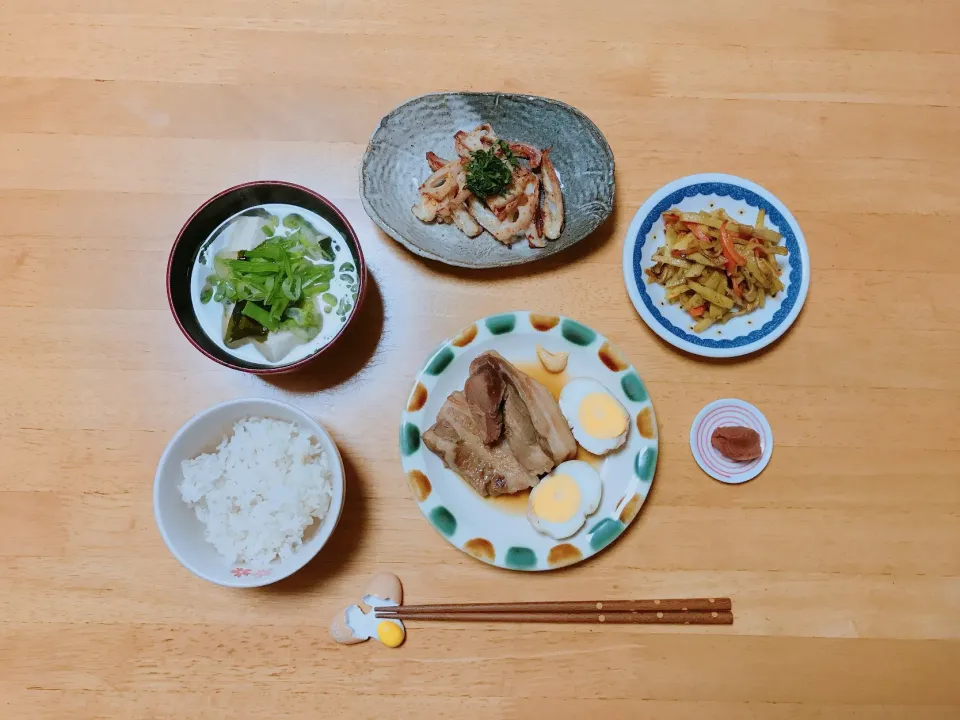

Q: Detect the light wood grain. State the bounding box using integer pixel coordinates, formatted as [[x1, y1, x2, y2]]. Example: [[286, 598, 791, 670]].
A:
[[2, 1, 958, 718]]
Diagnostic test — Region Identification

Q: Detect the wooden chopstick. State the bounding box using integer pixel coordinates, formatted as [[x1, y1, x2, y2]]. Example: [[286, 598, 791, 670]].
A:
[[374, 610, 733, 625], [374, 598, 731, 615]]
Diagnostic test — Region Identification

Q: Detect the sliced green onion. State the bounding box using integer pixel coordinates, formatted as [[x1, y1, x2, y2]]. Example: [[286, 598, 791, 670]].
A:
[[227, 260, 279, 274], [284, 307, 308, 326], [303, 281, 330, 297], [244, 244, 280, 260], [281, 276, 301, 301], [271, 295, 289, 320], [214, 256, 231, 279], [202, 213, 339, 341], [241, 302, 279, 331]]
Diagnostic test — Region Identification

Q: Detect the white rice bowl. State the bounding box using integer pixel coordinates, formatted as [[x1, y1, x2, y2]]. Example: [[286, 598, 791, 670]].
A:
[[180, 417, 333, 566], [154, 398, 345, 588]]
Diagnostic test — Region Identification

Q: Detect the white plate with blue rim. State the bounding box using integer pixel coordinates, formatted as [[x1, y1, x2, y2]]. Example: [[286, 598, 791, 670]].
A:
[[622, 173, 810, 358], [399, 311, 658, 571]]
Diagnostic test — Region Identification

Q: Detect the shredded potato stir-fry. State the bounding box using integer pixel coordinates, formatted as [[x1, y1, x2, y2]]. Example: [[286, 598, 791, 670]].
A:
[[645, 208, 787, 332]]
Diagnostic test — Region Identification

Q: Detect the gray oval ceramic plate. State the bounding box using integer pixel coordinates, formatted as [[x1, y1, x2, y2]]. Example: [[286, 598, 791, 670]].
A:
[[360, 92, 615, 269]]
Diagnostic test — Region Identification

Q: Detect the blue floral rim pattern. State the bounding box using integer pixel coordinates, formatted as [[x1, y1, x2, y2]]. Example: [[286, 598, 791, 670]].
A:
[[631, 182, 802, 349]]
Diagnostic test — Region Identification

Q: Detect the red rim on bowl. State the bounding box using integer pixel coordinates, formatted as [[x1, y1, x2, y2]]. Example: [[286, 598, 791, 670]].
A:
[[166, 181, 366, 374]]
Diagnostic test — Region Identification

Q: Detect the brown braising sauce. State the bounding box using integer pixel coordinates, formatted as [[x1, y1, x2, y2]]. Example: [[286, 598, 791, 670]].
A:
[[485, 487, 531, 515], [515, 360, 569, 402]]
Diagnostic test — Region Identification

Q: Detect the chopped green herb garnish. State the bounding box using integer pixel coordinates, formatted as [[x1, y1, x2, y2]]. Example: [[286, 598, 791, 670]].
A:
[[465, 149, 512, 198], [496, 139, 518, 166]]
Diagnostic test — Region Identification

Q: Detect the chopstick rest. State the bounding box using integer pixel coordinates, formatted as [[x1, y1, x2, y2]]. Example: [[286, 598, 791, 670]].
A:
[[330, 572, 407, 649]]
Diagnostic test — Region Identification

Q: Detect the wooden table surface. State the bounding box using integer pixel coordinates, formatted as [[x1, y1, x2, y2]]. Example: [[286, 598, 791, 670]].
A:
[[2, 1, 959, 718]]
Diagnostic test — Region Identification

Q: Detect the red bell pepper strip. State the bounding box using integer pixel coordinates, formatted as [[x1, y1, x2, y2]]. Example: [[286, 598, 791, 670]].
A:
[[720, 221, 746, 270], [685, 222, 713, 248], [689, 305, 706, 317]]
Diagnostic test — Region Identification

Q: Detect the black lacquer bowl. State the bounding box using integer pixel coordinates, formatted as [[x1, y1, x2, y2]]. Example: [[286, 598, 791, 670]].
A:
[[166, 181, 366, 374]]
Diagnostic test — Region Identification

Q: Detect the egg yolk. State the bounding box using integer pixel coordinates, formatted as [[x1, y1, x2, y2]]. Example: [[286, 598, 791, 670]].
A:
[[376, 621, 405, 648], [531, 474, 582, 523], [577, 392, 628, 439]]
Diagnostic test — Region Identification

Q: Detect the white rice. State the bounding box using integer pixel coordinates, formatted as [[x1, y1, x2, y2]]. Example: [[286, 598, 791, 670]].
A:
[[179, 417, 333, 566]]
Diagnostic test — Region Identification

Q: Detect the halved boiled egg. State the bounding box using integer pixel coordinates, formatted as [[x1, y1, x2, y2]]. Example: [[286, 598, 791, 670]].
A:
[[527, 460, 602, 539], [558, 378, 629, 455]]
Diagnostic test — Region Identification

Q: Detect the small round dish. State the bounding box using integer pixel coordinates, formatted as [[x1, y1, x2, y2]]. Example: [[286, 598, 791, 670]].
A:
[[690, 399, 773, 484], [400, 311, 658, 571], [154, 398, 345, 588], [167, 181, 366, 374], [623, 173, 809, 358]]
